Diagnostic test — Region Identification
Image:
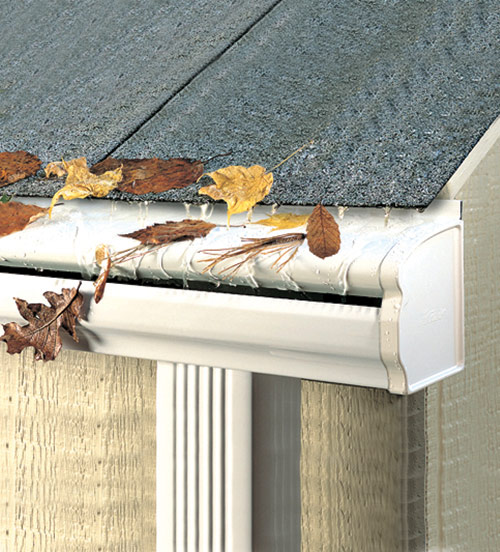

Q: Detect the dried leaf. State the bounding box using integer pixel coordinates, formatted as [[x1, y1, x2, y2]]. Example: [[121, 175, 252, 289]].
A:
[[45, 157, 87, 178], [49, 158, 122, 216], [120, 219, 216, 246], [94, 245, 111, 304], [91, 157, 203, 195], [253, 212, 310, 231], [201, 232, 305, 276], [0, 151, 41, 186], [0, 201, 49, 238], [306, 204, 341, 259], [198, 165, 273, 225], [0, 284, 84, 361]]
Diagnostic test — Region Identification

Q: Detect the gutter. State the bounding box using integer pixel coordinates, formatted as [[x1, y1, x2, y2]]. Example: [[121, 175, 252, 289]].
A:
[[0, 197, 464, 394]]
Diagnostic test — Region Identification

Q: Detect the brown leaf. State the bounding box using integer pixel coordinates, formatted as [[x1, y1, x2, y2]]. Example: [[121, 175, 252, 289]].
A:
[[91, 157, 203, 195], [120, 219, 216, 246], [0, 151, 41, 186], [306, 204, 341, 259], [94, 245, 111, 304], [0, 284, 84, 361], [0, 201, 49, 238]]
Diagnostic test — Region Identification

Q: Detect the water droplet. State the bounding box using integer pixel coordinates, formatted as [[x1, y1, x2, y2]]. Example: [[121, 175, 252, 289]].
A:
[[337, 206, 348, 220]]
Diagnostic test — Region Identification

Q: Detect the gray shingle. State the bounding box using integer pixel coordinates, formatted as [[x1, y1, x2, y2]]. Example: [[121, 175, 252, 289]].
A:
[[3, 0, 499, 208], [0, 0, 277, 161]]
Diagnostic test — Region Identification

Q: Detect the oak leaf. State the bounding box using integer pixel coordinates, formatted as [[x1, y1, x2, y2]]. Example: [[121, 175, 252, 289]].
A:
[[49, 158, 122, 217], [0, 201, 49, 238], [0, 284, 84, 361], [94, 245, 112, 304], [0, 151, 41, 186], [120, 219, 216, 246], [253, 212, 310, 232], [306, 204, 341, 259], [198, 165, 273, 225], [91, 157, 203, 195]]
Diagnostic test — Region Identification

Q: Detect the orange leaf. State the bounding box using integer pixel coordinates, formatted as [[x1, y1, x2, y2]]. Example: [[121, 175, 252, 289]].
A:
[[120, 218, 216, 246], [91, 157, 203, 195], [0, 151, 41, 186], [0, 201, 49, 238], [306, 204, 341, 259]]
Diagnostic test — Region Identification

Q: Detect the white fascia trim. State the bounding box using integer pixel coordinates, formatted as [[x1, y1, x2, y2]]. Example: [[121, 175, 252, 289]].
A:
[[0, 197, 464, 394]]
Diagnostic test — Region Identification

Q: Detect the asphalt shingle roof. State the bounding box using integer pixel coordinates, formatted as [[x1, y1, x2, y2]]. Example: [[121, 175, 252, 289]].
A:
[[2, 0, 499, 208]]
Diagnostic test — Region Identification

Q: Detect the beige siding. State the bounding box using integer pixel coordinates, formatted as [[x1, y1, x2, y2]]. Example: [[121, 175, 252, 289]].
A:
[[0, 349, 155, 552], [301, 382, 425, 552], [425, 136, 500, 551]]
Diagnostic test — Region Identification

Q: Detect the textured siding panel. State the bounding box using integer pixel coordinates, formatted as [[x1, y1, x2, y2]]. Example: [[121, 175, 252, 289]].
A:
[[0, 349, 155, 551], [301, 382, 425, 552], [425, 134, 500, 551]]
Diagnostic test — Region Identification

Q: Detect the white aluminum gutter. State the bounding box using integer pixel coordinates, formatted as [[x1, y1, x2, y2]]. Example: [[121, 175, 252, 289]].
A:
[[0, 197, 464, 394]]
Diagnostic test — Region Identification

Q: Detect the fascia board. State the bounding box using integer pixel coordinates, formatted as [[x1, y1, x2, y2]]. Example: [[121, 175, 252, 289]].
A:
[[0, 198, 464, 393]]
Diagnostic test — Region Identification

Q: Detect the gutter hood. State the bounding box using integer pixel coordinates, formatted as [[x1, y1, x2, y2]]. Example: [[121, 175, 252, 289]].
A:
[[0, 197, 463, 394]]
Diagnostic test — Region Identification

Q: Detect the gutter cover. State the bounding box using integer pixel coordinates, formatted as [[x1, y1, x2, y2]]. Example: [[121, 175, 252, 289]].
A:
[[0, 198, 464, 394]]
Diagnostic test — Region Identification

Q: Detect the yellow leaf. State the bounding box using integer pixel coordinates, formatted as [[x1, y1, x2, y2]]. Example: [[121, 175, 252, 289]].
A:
[[48, 158, 122, 217], [253, 212, 310, 232], [198, 165, 273, 225], [44, 157, 87, 178]]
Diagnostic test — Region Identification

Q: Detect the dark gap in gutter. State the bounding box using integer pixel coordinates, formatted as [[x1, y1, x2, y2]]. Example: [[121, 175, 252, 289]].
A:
[[98, 0, 285, 163], [0, 265, 382, 308]]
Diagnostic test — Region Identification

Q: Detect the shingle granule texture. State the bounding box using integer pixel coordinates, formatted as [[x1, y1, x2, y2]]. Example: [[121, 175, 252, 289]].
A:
[[2, 0, 499, 208]]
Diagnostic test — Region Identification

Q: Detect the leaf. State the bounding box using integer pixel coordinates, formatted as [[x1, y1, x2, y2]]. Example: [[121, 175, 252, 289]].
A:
[[94, 245, 111, 304], [201, 232, 305, 276], [91, 157, 203, 195], [0, 151, 41, 186], [44, 157, 87, 178], [253, 212, 310, 231], [49, 158, 122, 217], [0, 284, 84, 361], [0, 201, 49, 238], [306, 204, 341, 259], [120, 219, 216, 246], [198, 165, 273, 225]]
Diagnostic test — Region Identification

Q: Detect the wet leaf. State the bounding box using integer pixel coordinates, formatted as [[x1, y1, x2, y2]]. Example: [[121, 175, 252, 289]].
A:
[[120, 219, 216, 246], [253, 212, 310, 232], [49, 158, 122, 217], [306, 204, 341, 259], [0, 284, 84, 361], [201, 232, 305, 276], [94, 245, 111, 304], [198, 165, 273, 225], [0, 201, 49, 238], [91, 157, 203, 195], [0, 151, 41, 186]]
